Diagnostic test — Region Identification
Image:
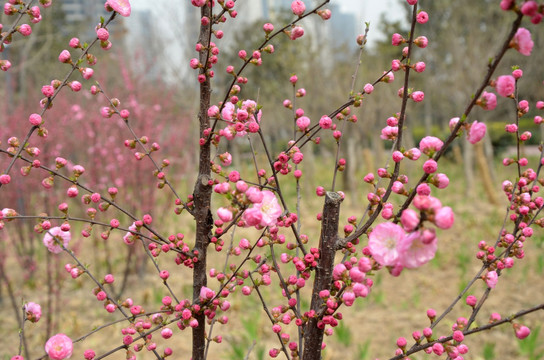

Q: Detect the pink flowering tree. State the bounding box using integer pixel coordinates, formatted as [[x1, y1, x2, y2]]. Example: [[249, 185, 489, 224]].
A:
[[1, 1, 544, 360]]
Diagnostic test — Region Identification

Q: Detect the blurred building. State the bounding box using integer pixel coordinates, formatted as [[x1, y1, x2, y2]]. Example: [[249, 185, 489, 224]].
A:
[[60, 0, 105, 23]]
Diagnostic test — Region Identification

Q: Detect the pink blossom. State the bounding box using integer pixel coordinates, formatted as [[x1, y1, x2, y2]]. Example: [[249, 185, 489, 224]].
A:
[[342, 291, 355, 306], [368, 222, 406, 266], [81, 68, 94, 80], [414, 61, 426, 73], [29, 113, 42, 126], [512, 28, 533, 56], [296, 116, 311, 131], [392, 151, 404, 163], [319, 115, 332, 129], [434, 206, 454, 229], [18, 24, 32, 36], [69, 81, 82, 92], [25, 302, 42, 322], [515, 325, 531, 339], [42, 85, 55, 97], [245, 187, 263, 203], [416, 183, 431, 196], [467, 121, 486, 144], [318, 9, 331, 20], [397, 231, 437, 268], [69, 37, 80, 48], [500, 0, 514, 10], [43, 227, 71, 254], [380, 126, 398, 140], [382, 71, 395, 83], [0, 174, 11, 184], [217, 207, 233, 222], [411, 91, 425, 102], [400, 209, 419, 232], [505, 123, 518, 133], [423, 159, 438, 174], [416, 11, 428, 24], [479, 91, 497, 110], [291, 0, 305, 16], [58, 50, 71, 63], [243, 190, 282, 227], [433, 173, 449, 189], [484, 270, 498, 288], [521, 1, 538, 16], [495, 75, 515, 97], [106, 0, 131, 17], [392, 33, 404, 46], [419, 136, 443, 156], [414, 36, 428, 48], [199, 286, 215, 301], [263, 22, 274, 33], [96, 28, 109, 41], [363, 83, 374, 94], [290, 26, 304, 40], [45, 334, 73, 360]]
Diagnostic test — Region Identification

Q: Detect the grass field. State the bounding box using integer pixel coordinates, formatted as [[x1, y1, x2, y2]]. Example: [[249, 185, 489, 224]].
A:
[[2, 155, 544, 360]]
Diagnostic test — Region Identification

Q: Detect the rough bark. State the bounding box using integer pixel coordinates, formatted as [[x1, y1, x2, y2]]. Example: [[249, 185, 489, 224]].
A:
[[302, 192, 342, 360], [192, 3, 213, 360]]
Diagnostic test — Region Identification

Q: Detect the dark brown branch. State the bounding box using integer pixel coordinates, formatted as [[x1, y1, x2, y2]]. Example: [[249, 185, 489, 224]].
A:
[[192, 2, 214, 359], [302, 191, 342, 360]]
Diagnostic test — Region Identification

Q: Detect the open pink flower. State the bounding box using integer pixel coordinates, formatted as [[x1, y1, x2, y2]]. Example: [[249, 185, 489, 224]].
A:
[[43, 227, 71, 254], [496, 75, 515, 97], [243, 190, 282, 227], [368, 222, 406, 266], [397, 231, 437, 268], [106, 0, 131, 17], [45, 333, 73, 360], [467, 121, 486, 144]]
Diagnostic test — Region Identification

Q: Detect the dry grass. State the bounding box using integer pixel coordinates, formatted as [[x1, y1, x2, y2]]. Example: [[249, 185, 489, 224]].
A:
[[2, 158, 544, 360]]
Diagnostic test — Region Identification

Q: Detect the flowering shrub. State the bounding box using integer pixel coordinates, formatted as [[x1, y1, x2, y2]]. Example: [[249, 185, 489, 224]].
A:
[[1, 1, 544, 360]]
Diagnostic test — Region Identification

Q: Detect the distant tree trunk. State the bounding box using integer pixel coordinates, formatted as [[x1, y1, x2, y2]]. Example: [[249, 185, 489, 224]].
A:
[[343, 136, 358, 197], [475, 141, 499, 205], [463, 137, 475, 197]]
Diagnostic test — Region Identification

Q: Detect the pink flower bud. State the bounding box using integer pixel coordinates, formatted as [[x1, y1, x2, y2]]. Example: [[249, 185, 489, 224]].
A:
[[29, 113, 42, 126], [96, 28, 109, 41], [291, 0, 306, 16], [423, 159, 438, 174], [400, 209, 419, 232], [514, 324, 531, 339], [290, 26, 304, 40], [18, 24, 32, 36], [435, 206, 454, 229], [416, 11, 428, 24], [69, 37, 80, 48], [411, 91, 425, 102], [58, 50, 71, 63], [496, 75, 516, 97]]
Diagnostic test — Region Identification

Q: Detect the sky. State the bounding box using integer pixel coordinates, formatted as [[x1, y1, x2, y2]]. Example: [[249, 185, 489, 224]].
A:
[[128, 0, 404, 46], [130, 0, 404, 34]]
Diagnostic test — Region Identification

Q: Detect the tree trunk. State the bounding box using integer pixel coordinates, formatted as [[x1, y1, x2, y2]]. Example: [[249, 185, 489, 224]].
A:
[[192, 3, 213, 360], [302, 192, 342, 360], [474, 141, 499, 205]]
